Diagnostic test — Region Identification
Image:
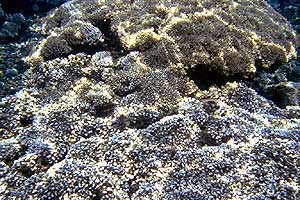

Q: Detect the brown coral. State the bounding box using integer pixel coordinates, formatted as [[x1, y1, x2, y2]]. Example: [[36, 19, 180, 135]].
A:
[[29, 0, 298, 76]]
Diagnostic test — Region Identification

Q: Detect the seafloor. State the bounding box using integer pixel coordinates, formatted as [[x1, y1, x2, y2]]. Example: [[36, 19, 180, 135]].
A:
[[0, 0, 300, 199]]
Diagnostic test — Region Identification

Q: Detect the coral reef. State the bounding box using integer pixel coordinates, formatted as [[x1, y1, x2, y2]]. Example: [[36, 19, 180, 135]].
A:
[[29, 0, 299, 76], [0, 0, 300, 199], [0, 0, 69, 98], [1, 70, 299, 199], [0, 39, 39, 98]]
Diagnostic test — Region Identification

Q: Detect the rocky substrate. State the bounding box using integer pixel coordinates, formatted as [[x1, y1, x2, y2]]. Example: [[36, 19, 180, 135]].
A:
[[267, 0, 300, 33], [256, 0, 300, 108], [0, 0, 300, 199]]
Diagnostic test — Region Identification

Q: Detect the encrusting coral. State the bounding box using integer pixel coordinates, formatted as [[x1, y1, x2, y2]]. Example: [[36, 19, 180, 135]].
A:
[[28, 0, 299, 76], [0, 0, 300, 199]]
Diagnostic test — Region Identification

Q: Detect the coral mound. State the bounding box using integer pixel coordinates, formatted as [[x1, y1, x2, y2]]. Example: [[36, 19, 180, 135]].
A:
[[28, 0, 299, 76], [0, 0, 300, 199]]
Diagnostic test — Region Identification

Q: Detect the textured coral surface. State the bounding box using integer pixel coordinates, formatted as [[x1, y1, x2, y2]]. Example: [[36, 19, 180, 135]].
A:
[[0, 0, 300, 199], [28, 0, 299, 76]]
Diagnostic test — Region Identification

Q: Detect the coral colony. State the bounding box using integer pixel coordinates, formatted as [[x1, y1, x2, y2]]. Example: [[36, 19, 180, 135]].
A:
[[0, 0, 300, 199]]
